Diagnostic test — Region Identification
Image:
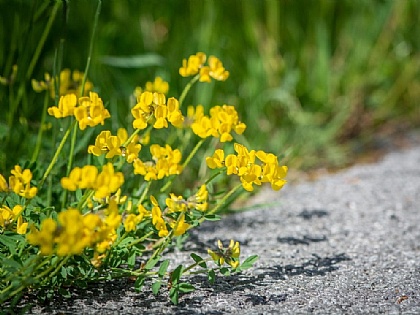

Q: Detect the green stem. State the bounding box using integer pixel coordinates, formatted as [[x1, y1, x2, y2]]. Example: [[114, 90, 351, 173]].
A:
[[77, 189, 95, 210], [39, 120, 76, 189], [139, 181, 152, 205], [179, 74, 200, 107], [37, 256, 70, 282], [80, 0, 101, 96], [125, 231, 154, 249], [7, 1, 60, 128], [205, 169, 224, 185], [207, 183, 243, 215], [62, 121, 78, 208], [160, 138, 205, 193], [183, 257, 212, 273], [31, 91, 50, 164]]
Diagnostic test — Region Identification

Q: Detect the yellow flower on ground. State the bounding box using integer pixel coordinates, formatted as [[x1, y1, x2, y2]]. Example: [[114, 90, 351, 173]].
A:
[[207, 239, 241, 269]]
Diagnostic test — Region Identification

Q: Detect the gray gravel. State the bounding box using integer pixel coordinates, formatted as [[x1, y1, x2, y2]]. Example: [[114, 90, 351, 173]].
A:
[[20, 136, 420, 314]]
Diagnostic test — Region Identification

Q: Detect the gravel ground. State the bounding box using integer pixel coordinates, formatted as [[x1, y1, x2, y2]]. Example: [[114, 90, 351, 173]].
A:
[[15, 133, 420, 314]]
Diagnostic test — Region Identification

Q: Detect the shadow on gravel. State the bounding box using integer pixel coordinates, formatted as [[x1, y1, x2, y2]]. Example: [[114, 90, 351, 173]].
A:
[[297, 209, 329, 220], [12, 253, 351, 314], [260, 253, 351, 279]]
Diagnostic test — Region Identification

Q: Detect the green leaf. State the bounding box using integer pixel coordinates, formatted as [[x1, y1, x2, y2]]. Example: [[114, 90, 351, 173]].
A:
[[190, 253, 207, 269], [208, 269, 216, 284], [169, 287, 179, 305], [118, 237, 134, 247], [1, 257, 22, 270], [178, 283, 195, 293], [145, 255, 161, 270], [239, 255, 259, 270], [220, 267, 230, 276], [127, 252, 136, 268], [203, 214, 221, 221], [60, 267, 67, 279], [58, 288, 71, 298], [158, 259, 170, 277], [0, 234, 19, 255], [100, 54, 165, 68], [151, 280, 162, 295], [170, 265, 184, 285], [134, 275, 145, 292]]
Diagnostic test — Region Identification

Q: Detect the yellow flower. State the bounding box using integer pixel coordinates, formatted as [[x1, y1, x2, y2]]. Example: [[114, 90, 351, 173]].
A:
[[74, 92, 110, 130], [26, 218, 57, 255], [47, 94, 77, 118], [179, 53, 229, 82], [207, 239, 241, 269], [8, 166, 37, 199], [145, 76, 169, 94], [206, 149, 225, 169], [206, 144, 288, 192], [0, 174, 8, 191], [199, 56, 229, 82], [191, 105, 245, 142], [94, 163, 124, 199], [131, 92, 183, 130], [133, 144, 182, 181], [170, 213, 190, 236], [151, 196, 168, 237], [179, 52, 206, 77], [32, 69, 93, 98], [124, 213, 143, 232]]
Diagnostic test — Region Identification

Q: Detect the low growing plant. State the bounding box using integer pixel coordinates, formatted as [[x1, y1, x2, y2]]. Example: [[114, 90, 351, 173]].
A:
[[0, 51, 288, 307]]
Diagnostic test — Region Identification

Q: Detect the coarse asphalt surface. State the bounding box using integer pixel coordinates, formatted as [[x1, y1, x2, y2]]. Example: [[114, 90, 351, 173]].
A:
[[20, 132, 420, 314]]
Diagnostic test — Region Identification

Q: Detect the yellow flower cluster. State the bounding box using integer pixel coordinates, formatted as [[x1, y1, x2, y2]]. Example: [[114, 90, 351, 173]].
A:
[[189, 104, 246, 142], [150, 196, 190, 237], [88, 128, 141, 163], [0, 205, 27, 234], [208, 239, 241, 269], [166, 184, 209, 213], [134, 76, 170, 98], [131, 91, 184, 130], [32, 68, 93, 98], [206, 143, 288, 192], [133, 144, 182, 181], [0, 166, 38, 199], [26, 206, 120, 256], [61, 163, 124, 199], [179, 52, 229, 82], [48, 92, 110, 130]]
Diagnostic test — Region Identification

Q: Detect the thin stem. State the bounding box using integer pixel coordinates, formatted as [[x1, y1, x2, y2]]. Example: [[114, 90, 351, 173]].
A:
[[139, 181, 152, 205], [30, 91, 49, 164], [80, 0, 101, 96], [62, 121, 78, 208], [7, 1, 60, 128], [77, 189, 95, 210], [179, 74, 200, 107], [207, 183, 243, 215], [205, 169, 224, 185], [39, 120, 76, 189]]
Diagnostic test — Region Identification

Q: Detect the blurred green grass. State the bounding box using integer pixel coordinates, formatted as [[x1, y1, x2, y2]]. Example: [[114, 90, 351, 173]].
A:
[[1, 0, 419, 174]]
